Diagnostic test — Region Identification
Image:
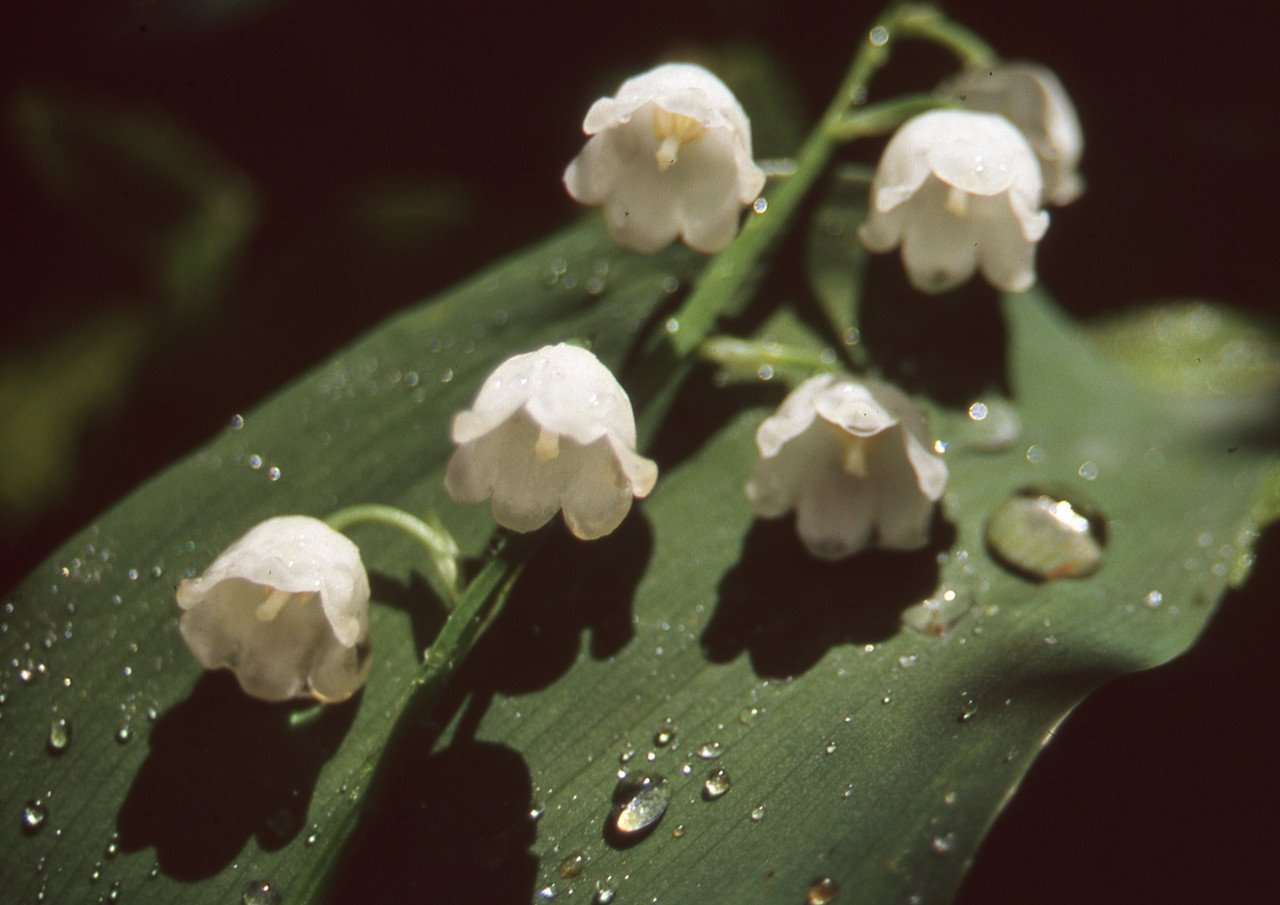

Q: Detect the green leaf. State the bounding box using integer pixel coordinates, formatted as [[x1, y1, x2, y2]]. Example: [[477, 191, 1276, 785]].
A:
[[0, 213, 1273, 905]]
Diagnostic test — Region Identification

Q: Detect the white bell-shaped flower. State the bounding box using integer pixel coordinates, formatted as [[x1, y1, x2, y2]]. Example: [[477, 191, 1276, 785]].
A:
[[445, 343, 658, 540], [564, 62, 766, 254], [176, 516, 371, 703], [745, 375, 947, 560], [936, 63, 1083, 206], [858, 109, 1049, 294]]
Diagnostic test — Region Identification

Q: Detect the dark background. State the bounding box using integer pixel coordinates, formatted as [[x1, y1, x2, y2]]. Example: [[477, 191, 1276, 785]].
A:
[[2, 1, 1276, 902]]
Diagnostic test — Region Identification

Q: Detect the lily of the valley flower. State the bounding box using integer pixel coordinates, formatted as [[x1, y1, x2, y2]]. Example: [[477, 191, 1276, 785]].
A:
[[563, 63, 766, 254], [858, 109, 1049, 294], [176, 516, 371, 703], [445, 343, 658, 540], [936, 62, 1084, 206], [745, 375, 947, 560]]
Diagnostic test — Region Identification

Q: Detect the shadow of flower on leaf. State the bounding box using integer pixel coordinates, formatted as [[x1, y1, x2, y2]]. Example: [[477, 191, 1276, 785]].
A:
[[117, 670, 358, 880], [458, 513, 653, 696], [324, 739, 537, 905], [702, 516, 952, 678]]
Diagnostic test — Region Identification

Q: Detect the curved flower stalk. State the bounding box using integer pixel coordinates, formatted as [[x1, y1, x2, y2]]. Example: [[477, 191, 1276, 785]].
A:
[[858, 109, 1049, 294], [745, 375, 948, 560], [445, 343, 658, 540], [563, 62, 766, 254], [176, 516, 371, 703], [936, 62, 1084, 205]]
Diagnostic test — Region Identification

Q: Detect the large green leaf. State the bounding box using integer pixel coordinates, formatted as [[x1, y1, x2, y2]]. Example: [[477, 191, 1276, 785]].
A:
[[0, 214, 1273, 905]]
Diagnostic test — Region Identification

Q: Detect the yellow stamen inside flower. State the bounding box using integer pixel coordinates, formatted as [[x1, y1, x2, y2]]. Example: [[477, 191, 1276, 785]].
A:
[[840, 435, 872, 478], [944, 185, 970, 217], [255, 588, 308, 622], [653, 107, 705, 172], [534, 427, 561, 461]]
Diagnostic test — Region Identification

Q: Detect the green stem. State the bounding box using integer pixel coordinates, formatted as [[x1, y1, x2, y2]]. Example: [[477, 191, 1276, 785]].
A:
[[297, 530, 539, 903], [326, 503, 462, 608], [662, 3, 913, 359], [700, 336, 839, 377], [828, 92, 957, 141], [896, 4, 997, 67]]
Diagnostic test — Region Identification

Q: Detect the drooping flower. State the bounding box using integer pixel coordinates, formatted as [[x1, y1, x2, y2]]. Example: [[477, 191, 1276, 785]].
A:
[[936, 62, 1084, 205], [745, 375, 947, 560], [563, 62, 766, 255], [176, 516, 371, 703], [445, 343, 657, 540], [858, 109, 1049, 294]]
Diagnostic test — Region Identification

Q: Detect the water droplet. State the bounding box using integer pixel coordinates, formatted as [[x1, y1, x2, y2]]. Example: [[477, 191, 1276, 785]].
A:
[[1078, 460, 1099, 481], [881, 693, 892, 705], [896, 654, 918, 669], [107, 879, 122, 902], [21, 799, 47, 834], [610, 772, 671, 836], [702, 768, 732, 800], [967, 402, 988, 420], [869, 25, 889, 45], [305, 829, 319, 846], [537, 884, 558, 901], [654, 719, 676, 747], [115, 724, 132, 745], [1025, 445, 1046, 464], [841, 785, 855, 800], [147, 862, 160, 880], [241, 879, 282, 905], [958, 695, 978, 723], [931, 832, 957, 855], [696, 741, 724, 760], [984, 488, 1105, 581], [267, 466, 282, 482], [90, 862, 103, 883], [1143, 590, 1164, 608], [823, 741, 838, 756], [738, 706, 761, 724], [557, 852, 585, 878], [807, 876, 840, 905], [671, 823, 686, 838], [592, 886, 616, 904], [664, 317, 680, 334], [230, 414, 245, 430], [756, 364, 775, 381], [104, 832, 120, 859], [528, 803, 545, 822], [943, 790, 958, 806], [247, 454, 263, 470], [47, 717, 71, 754], [752, 197, 768, 214], [749, 804, 766, 822]]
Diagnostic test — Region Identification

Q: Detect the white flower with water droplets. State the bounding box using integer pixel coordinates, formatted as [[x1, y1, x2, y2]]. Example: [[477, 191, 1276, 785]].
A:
[[176, 516, 371, 703], [937, 62, 1084, 206], [445, 343, 657, 540], [745, 375, 947, 560], [858, 109, 1049, 294], [564, 62, 766, 254]]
